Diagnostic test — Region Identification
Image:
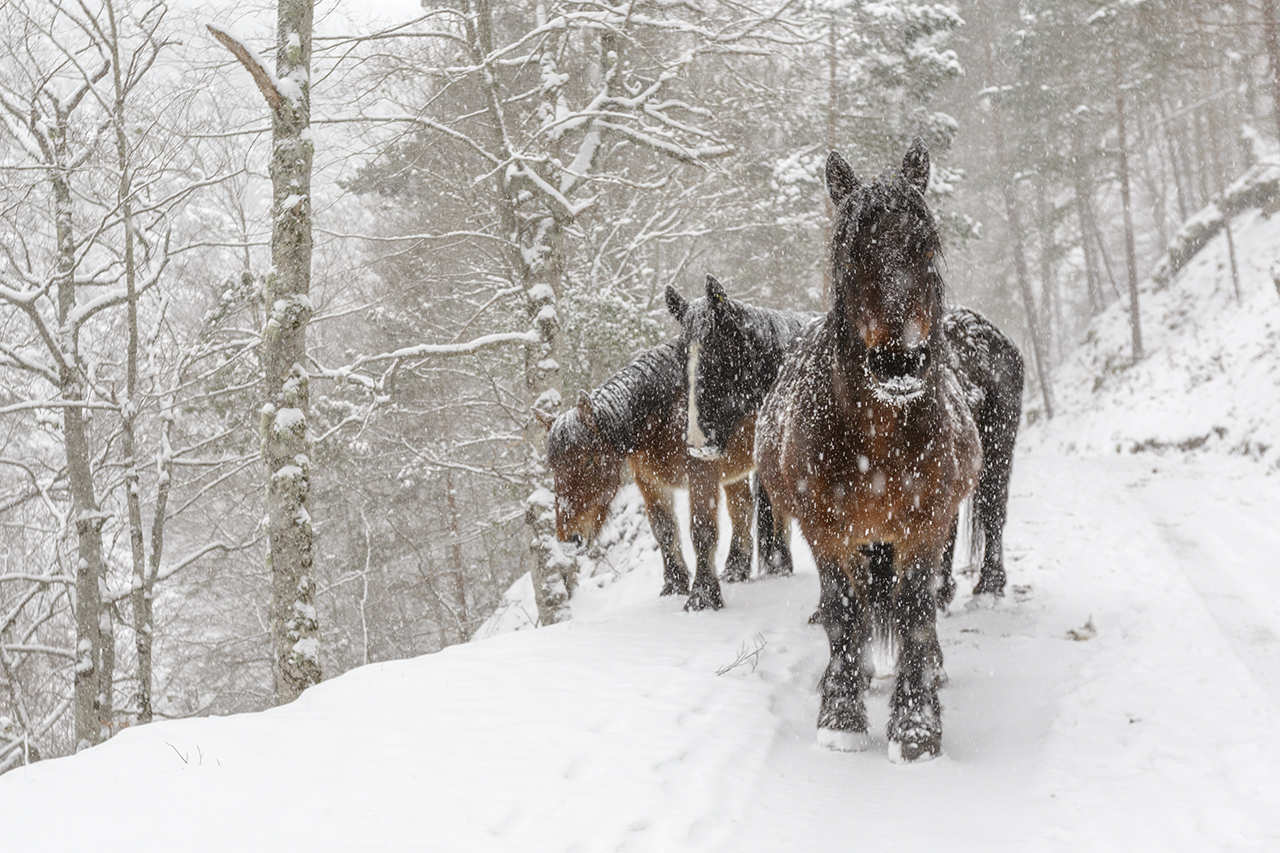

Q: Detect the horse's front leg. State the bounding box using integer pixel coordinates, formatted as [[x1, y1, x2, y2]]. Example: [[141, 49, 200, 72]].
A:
[[721, 477, 753, 583], [887, 548, 946, 762], [755, 475, 794, 577], [815, 553, 872, 750], [635, 475, 690, 597], [684, 463, 724, 611]]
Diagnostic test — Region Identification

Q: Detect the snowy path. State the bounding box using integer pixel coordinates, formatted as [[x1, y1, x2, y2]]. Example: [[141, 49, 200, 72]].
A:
[[3, 448, 1280, 852]]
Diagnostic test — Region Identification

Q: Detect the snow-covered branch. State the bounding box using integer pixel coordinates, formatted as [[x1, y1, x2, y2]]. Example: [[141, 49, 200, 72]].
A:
[[316, 330, 541, 388], [207, 25, 284, 115]]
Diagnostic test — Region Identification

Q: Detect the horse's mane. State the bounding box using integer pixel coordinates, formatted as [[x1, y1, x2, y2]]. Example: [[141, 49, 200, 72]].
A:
[[684, 295, 817, 359], [583, 339, 684, 454], [747, 305, 819, 352]]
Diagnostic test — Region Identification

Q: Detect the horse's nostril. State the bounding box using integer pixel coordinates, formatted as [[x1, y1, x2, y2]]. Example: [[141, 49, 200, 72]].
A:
[[868, 346, 929, 381]]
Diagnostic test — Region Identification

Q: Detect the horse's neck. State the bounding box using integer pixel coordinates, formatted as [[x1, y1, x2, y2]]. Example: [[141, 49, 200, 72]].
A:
[[592, 343, 683, 454], [745, 308, 808, 362]]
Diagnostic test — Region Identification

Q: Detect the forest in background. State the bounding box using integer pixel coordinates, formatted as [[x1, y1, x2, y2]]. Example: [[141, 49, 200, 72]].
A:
[[0, 0, 1269, 769]]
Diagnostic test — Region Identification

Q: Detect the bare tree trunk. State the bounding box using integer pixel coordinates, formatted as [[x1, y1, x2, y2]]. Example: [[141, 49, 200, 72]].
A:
[[263, 0, 321, 703], [522, 210, 574, 625], [1115, 51, 1144, 362], [53, 113, 112, 749], [1193, 104, 1212, 209], [1223, 210, 1243, 302], [1071, 141, 1104, 316], [105, 0, 154, 727], [1035, 180, 1057, 360], [212, 0, 321, 703], [822, 12, 838, 310], [1263, 0, 1280, 141], [982, 17, 1055, 418], [1135, 106, 1169, 253], [446, 472, 470, 641], [1160, 92, 1190, 224], [1085, 197, 1121, 301]]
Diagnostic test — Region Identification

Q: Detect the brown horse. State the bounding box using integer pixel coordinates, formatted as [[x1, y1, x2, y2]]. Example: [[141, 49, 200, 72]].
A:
[[755, 140, 983, 762], [544, 341, 757, 611]]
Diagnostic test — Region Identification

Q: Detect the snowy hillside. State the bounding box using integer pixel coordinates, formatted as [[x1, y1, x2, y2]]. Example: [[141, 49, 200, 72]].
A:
[[1030, 176, 1280, 467], [5, 197, 1280, 851]]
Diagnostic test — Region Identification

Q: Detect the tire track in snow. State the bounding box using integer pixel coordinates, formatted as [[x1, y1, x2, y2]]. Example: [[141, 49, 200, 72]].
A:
[[1127, 460, 1280, 708]]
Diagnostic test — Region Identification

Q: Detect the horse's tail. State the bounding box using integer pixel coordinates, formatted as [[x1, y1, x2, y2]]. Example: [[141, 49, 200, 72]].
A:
[[967, 491, 986, 575]]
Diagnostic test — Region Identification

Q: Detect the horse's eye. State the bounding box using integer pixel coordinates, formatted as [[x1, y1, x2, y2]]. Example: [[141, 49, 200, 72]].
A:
[[925, 250, 934, 260]]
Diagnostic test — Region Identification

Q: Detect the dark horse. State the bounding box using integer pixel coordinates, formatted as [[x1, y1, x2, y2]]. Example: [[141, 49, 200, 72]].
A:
[[543, 341, 759, 611], [755, 140, 983, 761], [665, 275, 818, 576], [667, 281, 1022, 600], [939, 307, 1024, 598]]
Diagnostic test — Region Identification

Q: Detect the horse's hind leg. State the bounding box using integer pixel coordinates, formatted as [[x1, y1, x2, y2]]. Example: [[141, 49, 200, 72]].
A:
[[684, 464, 724, 611], [972, 412, 1014, 597], [755, 476, 794, 577], [815, 554, 872, 750], [721, 477, 753, 583], [887, 553, 944, 762], [938, 516, 958, 609], [636, 477, 690, 597]]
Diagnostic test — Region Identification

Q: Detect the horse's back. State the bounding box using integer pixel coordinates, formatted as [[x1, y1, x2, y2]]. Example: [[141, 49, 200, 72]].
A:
[[943, 308, 1024, 417]]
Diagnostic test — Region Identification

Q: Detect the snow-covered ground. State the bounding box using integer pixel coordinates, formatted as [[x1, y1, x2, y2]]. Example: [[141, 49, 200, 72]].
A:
[[4, 203, 1280, 851]]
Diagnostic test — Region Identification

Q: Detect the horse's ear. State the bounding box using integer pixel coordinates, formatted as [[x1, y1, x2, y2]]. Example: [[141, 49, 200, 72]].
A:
[[705, 274, 727, 308], [664, 285, 688, 323], [902, 137, 930, 194], [826, 151, 859, 205], [576, 390, 599, 433], [532, 408, 555, 431]]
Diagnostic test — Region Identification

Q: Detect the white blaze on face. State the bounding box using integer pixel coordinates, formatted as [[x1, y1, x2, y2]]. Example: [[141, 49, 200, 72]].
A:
[[686, 341, 710, 451]]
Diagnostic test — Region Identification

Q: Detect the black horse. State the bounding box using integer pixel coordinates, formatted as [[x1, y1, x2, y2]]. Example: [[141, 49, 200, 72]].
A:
[[756, 140, 982, 761], [667, 279, 1023, 601], [939, 308, 1024, 600], [665, 275, 817, 577]]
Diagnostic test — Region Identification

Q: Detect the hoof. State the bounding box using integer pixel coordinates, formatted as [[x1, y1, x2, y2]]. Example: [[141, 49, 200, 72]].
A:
[[683, 585, 724, 612], [660, 576, 691, 597], [888, 701, 941, 763], [818, 728, 871, 752], [721, 562, 751, 584], [762, 549, 794, 577], [817, 692, 867, 734], [938, 572, 957, 610], [972, 573, 1006, 598], [888, 734, 942, 763]]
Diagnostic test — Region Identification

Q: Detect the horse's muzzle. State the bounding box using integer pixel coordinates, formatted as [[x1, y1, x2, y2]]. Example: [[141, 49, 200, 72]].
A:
[[560, 534, 590, 556], [687, 443, 724, 461], [867, 345, 930, 401]]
